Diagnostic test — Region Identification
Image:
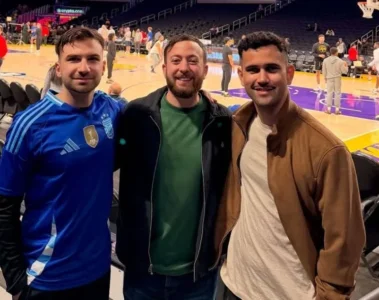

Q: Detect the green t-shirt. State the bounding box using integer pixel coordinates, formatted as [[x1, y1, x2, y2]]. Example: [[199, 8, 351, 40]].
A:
[[150, 93, 207, 276]]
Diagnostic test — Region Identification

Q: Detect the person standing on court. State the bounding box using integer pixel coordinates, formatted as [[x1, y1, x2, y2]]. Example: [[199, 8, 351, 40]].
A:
[[106, 32, 116, 84], [221, 37, 235, 97], [115, 34, 232, 299], [322, 47, 348, 114], [312, 34, 330, 91], [0, 27, 125, 300], [35, 23, 42, 56], [150, 34, 165, 73], [214, 31, 365, 300], [368, 42, 379, 94], [0, 26, 8, 71]]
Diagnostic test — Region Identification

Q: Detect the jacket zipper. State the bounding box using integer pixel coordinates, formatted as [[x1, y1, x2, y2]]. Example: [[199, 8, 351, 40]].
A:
[[147, 115, 162, 275], [193, 118, 215, 282], [209, 118, 247, 271]]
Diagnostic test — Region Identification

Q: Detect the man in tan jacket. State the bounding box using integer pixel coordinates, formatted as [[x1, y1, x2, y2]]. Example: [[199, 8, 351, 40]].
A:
[[213, 31, 365, 300]]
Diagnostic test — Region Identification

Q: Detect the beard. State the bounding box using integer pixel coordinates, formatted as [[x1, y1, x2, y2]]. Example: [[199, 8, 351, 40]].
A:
[[64, 77, 101, 94], [166, 75, 204, 99]]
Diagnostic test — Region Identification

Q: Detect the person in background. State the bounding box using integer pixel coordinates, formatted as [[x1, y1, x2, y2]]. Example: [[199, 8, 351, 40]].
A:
[[336, 38, 346, 58], [146, 27, 153, 51], [30, 22, 37, 53], [107, 33, 117, 84], [312, 34, 330, 91], [221, 37, 234, 97], [35, 23, 42, 56], [123, 27, 131, 54], [154, 29, 162, 42], [322, 47, 348, 114], [368, 42, 379, 94], [134, 29, 142, 55], [348, 44, 358, 62], [0, 26, 8, 71], [108, 82, 128, 103], [149, 34, 164, 73], [41, 63, 62, 98]]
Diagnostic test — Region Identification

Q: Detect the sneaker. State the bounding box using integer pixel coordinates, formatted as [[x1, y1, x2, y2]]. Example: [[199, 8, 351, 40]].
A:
[[335, 109, 342, 115]]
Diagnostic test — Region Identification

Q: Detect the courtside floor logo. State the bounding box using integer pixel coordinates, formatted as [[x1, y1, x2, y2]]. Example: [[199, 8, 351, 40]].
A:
[[0, 72, 26, 77]]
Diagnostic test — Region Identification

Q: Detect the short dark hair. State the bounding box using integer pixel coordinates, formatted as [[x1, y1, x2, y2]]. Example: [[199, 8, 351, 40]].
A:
[[237, 31, 288, 60], [55, 27, 105, 57], [108, 32, 115, 41], [163, 34, 207, 63], [330, 47, 338, 55], [318, 34, 325, 38]]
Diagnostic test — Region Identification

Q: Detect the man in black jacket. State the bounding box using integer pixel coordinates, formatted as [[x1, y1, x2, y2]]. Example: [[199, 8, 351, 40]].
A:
[[116, 34, 232, 299]]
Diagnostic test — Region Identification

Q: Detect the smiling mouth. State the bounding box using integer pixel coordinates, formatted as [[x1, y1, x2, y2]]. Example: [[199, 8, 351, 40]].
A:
[[176, 77, 192, 81], [253, 86, 275, 91]]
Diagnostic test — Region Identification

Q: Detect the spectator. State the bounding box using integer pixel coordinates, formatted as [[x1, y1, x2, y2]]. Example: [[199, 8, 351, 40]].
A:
[[108, 82, 128, 103], [0, 26, 7, 71], [336, 38, 346, 58], [348, 44, 358, 62]]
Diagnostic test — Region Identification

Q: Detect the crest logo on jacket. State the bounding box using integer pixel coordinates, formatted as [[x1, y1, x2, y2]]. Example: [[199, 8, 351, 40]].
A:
[[83, 125, 99, 148], [102, 114, 114, 139]]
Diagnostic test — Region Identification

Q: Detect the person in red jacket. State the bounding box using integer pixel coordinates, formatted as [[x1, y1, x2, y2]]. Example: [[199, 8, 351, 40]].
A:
[[0, 26, 8, 70], [348, 44, 358, 62]]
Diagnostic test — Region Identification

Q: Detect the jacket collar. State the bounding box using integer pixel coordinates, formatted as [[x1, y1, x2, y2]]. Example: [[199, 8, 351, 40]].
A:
[[146, 86, 229, 118], [233, 94, 299, 151]]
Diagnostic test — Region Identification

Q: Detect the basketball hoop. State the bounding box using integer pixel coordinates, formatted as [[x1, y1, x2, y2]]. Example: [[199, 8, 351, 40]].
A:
[[359, 0, 379, 18], [358, 2, 374, 18]]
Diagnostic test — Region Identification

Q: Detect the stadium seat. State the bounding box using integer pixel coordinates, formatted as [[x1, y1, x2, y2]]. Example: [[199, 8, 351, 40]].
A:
[[352, 153, 379, 278], [0, 79, 17, 116], [25, 84, 41, 104], [10, 82, 31, 112], [303, 54, 315, 72]]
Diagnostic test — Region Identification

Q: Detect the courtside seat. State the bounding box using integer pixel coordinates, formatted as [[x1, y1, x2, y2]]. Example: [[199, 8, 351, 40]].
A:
[[0, 79, 17, 116], [352, 153, 379, 278], [25, 84, 41, 104], [10, 82, 30, 112]]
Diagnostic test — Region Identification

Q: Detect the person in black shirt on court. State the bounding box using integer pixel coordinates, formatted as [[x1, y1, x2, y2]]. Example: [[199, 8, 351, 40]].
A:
[[312, 34, 330, 91], [221, 37, 235, 97]]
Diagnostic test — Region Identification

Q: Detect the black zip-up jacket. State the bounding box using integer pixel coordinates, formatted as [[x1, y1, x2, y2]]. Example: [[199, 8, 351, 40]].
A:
[[115, 87, 232, 281]]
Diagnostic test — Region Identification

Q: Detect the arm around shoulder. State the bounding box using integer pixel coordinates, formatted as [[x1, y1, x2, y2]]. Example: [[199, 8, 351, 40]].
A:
[[315, 145, 365, 300]]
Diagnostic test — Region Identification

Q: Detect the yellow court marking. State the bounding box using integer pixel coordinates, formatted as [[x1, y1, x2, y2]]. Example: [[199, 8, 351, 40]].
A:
[[344, 129, 379, 161]]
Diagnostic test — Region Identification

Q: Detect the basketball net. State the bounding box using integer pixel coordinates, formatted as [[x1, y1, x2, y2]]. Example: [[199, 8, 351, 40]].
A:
[[358, 0, 379, 18]]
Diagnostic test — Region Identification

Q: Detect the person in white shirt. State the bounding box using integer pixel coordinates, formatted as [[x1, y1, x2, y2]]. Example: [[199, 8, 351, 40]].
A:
[[149, 35, 164, 73], [368, 42, 379, 94], [133, 29, 142, 55], [123, 27, 132, 54]]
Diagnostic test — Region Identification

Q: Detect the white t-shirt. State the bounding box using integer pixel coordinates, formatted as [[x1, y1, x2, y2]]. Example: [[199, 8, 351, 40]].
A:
[[369, 48, 379, 69], [149, 41, 163, 55]]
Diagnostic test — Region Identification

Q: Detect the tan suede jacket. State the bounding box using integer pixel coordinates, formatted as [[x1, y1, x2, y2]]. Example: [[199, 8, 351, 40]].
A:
[[214, 97, 366, 300]]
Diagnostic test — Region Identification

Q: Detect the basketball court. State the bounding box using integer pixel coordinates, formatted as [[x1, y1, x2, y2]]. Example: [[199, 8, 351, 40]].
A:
[[1, 44, 379, 161]]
